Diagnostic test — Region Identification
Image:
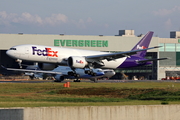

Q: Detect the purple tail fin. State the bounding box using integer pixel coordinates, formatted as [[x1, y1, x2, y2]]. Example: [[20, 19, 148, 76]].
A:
[[131, 31, 154, 58]]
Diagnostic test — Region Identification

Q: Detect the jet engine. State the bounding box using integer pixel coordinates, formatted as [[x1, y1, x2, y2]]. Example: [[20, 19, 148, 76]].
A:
[[67, 56, 88, 69], [54, 75, 65, 82]]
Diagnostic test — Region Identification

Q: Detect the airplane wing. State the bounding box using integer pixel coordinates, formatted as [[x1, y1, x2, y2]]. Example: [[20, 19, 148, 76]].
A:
[[85, 46, 161, 61], [1, 65, 63, 75]]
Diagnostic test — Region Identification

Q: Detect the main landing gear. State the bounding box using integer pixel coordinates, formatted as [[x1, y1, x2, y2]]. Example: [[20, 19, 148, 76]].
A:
[[68, 71, 80, 78], [68, 71, 80, 82], [68, 66, 97, 82], [84, 63, 97, 76], [84, 70, 97, 76]]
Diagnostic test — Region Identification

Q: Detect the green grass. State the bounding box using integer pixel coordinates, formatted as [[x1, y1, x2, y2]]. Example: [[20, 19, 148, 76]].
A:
[[0, 81, 180, 107]]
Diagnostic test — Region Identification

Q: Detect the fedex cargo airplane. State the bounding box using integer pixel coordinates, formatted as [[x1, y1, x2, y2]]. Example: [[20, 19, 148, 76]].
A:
[[6, 31, 167, 78]]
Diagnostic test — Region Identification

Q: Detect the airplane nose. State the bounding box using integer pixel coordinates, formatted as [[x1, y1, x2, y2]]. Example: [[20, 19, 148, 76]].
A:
[[6, 50, 14, 58], [6, 50, 10, 55], [113, 72, 116, 75]]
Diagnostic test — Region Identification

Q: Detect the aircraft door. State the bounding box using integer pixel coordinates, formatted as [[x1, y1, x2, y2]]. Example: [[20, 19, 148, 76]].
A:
[[25, 47, 29, 58]]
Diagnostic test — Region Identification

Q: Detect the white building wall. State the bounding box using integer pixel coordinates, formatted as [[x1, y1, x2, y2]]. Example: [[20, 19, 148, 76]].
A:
[[0, 33, 158, 52]]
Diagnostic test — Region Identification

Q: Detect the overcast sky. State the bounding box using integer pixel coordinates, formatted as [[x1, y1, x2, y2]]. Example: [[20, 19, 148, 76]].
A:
[[0, 0, 180, 38]]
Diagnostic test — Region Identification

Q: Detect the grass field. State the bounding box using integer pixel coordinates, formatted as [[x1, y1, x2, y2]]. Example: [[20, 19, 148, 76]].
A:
[[0, 81, 180, 107]]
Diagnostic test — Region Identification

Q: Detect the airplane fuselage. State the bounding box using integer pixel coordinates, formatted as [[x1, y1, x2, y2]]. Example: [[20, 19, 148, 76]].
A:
[[6, 44, 150, 69]]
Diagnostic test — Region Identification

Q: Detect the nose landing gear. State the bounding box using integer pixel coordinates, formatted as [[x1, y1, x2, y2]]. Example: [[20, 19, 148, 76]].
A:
[[16, 59, 22, 68]]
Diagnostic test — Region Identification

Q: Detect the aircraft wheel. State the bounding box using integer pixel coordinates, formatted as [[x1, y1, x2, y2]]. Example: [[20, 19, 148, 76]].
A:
[[92, 73, 97, 76], [88, 71, 93, 75], [74, 79, 80, 82], [74, 74, 80, 78], [68, 71, 74, 76], [85, 70, 90, 74], [29, 75, 35, 80]]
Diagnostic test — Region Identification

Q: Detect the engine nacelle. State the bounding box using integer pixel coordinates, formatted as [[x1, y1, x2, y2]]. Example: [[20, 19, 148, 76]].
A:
[[68, 56, 88, 69], [54, 75, 65, 82]]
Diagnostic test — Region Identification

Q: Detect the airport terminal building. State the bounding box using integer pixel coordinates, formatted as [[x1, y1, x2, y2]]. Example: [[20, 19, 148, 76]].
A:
[[0, 30, 180, 80]]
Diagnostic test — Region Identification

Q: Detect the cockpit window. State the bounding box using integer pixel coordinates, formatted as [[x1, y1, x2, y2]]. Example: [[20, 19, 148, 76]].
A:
[[9, 48, 16, 50]]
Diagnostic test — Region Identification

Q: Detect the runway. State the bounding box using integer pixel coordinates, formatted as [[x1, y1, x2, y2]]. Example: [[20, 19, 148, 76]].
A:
[[0, 79, 179, 83]]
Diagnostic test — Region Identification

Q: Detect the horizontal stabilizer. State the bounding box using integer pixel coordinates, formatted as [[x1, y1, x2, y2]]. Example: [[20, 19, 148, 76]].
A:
[[138, 58, 168, 63]]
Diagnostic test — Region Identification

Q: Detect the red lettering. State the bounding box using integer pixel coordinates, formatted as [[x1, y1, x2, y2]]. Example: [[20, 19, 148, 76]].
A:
[[46, 48, 52, 56], [142, 46, 146, 49], [52, 51, 58, 57], [46, 48, 58, 57]]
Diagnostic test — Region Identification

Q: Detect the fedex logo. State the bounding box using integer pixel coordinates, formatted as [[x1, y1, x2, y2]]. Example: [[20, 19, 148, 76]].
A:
[[137, 45, 146, 49], [32, 46, 58, 57], [76, 60, 84, 64]]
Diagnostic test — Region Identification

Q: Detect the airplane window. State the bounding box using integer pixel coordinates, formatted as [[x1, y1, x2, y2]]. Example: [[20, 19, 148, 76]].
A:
[[9, 48, 16, 50]]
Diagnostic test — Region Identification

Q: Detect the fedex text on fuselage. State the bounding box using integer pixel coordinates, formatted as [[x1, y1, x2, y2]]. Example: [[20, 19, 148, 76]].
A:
[[32, 46, 58, 57]]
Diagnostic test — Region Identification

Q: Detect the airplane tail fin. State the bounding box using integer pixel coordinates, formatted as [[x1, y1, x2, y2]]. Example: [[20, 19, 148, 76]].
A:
[[131, 31, 154, 58]]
